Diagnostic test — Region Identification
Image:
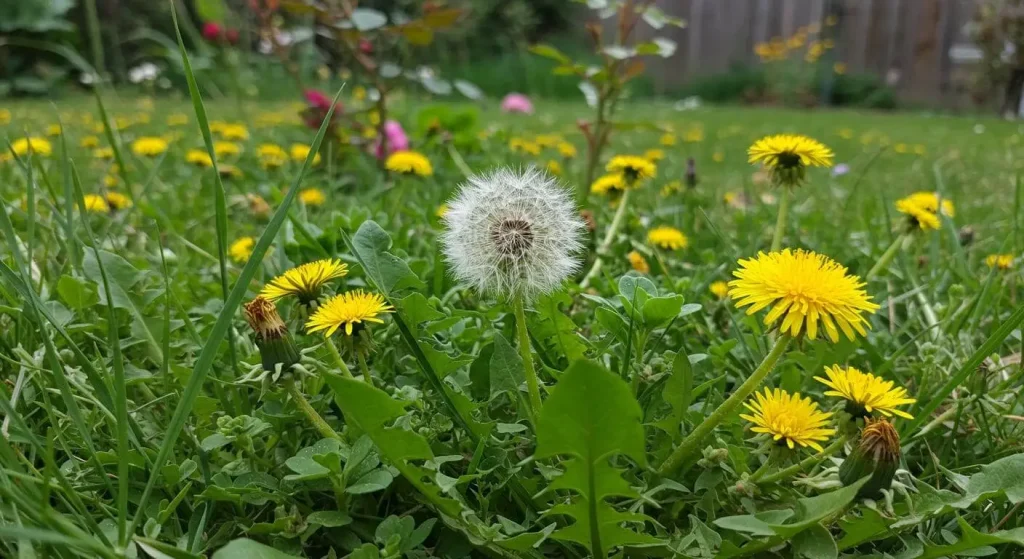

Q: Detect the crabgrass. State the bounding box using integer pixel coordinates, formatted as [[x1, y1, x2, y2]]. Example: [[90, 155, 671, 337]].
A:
[[3, 89, 1024, 558]]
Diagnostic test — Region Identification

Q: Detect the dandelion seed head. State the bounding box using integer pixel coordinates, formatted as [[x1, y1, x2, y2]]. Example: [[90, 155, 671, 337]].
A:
[[441, 167, 585, 300]]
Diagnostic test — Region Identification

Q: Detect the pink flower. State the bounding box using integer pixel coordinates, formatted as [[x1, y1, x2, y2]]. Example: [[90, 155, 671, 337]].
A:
[[202, 22, 223, 42], [374, 120, 409, 159], [501, 93, 534, 114], [304, 89, 332, 111], [225, 28, 240, 45]]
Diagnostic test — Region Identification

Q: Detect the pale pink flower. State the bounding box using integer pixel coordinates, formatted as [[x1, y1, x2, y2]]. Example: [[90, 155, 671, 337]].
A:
[[500, 93, 534, 114]]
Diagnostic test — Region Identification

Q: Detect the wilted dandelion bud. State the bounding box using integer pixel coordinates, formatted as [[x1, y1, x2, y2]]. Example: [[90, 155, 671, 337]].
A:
[[441, 167, 586, 300], [685, 157, 698, 189], [244, 297, 300, 373], [839, 417, 901, 498]]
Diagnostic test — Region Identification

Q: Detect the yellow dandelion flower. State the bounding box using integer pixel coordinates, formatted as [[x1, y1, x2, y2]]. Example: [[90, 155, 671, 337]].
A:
[[131, 137, 169, 157], [46, 124, 62, 137], [0, 109, 10, 124], [660, 180, 683, 197], [257, 144, 288, 168], [385, 150, 433, 176], [895, 192, 954, 231], [260, 258, 348, 303], [684, 128, 704, 143], [186, 149, 213, 167], [533, 134, 562, 147], [509, 138, 542, 156], [305, 290, 394, 336], [214, 141, 242, 157], [299, 188, 326, 206], [105, 192, 132, 210], [167, 113, 189, 126], [590, 174, 627, 195], [644, 148, 665, 161], [93, 147, 114, 160], [290, 143, 322, 165], [104, 175, 119, 187], [218, 124, 249, 141], [985, 254, 1014, 271], [607, 155, 656, 183], [729, 249, 879, 342], [229, 237, 255, 263], [815, 365, 916, 419], [740, 388, 836, 451], [647, 226, 688, 251], [660, 133, 677, 146], [710, 281, 729, 299], [627, 251, 650, 274], [546, 159, 563, 176], [82, 194, 110, 213], [11, 138, 53, 157], [436, 204, 449, 218], [833, 62, 847, 75], [748, 134, 833, 186], [557, 142, 577, 158], [219, 164, 242, 179], [80, 135, 100, 148]]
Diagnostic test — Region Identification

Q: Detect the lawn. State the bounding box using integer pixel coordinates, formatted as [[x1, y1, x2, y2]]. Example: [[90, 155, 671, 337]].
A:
[[4, 90, 1024, 559]]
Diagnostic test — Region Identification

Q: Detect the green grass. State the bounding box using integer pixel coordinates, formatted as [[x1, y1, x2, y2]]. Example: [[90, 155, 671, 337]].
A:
[[3, 89, 1024, 558]]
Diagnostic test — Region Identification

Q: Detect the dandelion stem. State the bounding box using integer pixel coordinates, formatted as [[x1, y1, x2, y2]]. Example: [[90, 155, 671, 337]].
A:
[[867, 233, 908, 279], [324, 337, 355, 379], [356, 352, 373, 386], [581, 189, 631, 289], [512, 295, 542, 424], [770, 187, 791, 252], [757, 434, 848, 485], [658, 335, 791, 476], [286, 380, 343, 441]]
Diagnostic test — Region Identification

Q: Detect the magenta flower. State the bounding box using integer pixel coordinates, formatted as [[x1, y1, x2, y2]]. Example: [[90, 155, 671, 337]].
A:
[[374, 120, 409, 159], [501, 93, 534, 114], [202, 22, 223, 42], [304, 89, 332, 112]]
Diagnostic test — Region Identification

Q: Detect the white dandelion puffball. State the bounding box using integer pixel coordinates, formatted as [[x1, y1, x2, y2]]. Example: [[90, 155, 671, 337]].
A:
[[441, 167, 586, 300]]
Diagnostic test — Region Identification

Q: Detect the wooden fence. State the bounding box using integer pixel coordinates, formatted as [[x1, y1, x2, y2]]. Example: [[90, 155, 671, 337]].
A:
[[637, 0, 980, 107]]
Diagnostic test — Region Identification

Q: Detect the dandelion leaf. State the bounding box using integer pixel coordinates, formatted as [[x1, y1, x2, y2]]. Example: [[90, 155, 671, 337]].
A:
[[351, 220, 425, 295], [534, 360, 661, 556]]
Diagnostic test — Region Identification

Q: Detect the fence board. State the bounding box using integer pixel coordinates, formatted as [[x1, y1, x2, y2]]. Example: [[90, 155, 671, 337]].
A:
[[611, 0, 980, 106]]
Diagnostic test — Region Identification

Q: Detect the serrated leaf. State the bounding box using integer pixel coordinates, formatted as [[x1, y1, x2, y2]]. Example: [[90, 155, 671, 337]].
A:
[[535, 360, 661, 556], [489, 333, 525, 401], [653, 351, 695, 436], [530, 290, 588, 366]]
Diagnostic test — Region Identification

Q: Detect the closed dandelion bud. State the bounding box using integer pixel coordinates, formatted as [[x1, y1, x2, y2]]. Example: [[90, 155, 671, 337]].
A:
[[958, 226, 975, 247], [685, 157, 698, 189], [244, 297, 300, 373], [839, 418, 901, 498]]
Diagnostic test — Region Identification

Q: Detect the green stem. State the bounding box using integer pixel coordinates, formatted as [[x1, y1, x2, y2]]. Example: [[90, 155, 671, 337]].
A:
[[356, 352, 373, 386], [658, 335, 791, 476], [447, 144, 474, 179], [746, 448, 779, 484], [325, 337, 355, 378], [512, 295, 542, 424], [757, 434, 848, 485], [866, 233, 908, 279], [770, 187, 791, 252], [286, 381, 343, 441], [83, 0, 105, 76], [580, 189, 632, 288]]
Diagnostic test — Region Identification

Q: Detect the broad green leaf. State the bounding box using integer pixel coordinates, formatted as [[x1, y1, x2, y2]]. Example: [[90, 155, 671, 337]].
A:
[[535, 360, 661, 556], [211, 538, 301, 559], [529, 44, 571, 64], [641, 293, 684, 327], [56, 275, 98, 309], [792, 523, 837, 559], [195, 0, 226, 22], [489, 333, 525, 401], [351, 220, 425, 296], [324, 375, 463, 520]]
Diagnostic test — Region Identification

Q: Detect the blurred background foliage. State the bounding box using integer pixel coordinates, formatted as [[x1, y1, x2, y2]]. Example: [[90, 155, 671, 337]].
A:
[[0, 0, 961, 111]]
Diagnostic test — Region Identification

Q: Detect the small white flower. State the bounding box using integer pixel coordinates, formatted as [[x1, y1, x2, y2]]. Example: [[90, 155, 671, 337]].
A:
[[441, 167, 585, 300]]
